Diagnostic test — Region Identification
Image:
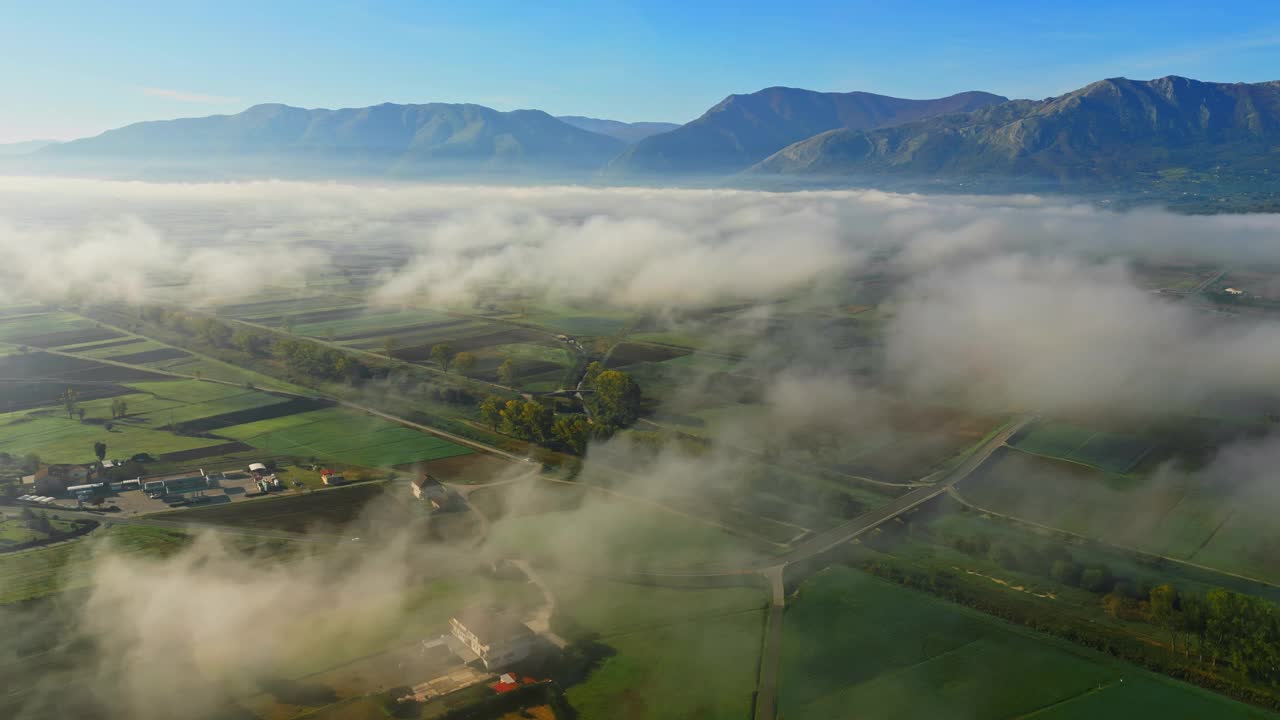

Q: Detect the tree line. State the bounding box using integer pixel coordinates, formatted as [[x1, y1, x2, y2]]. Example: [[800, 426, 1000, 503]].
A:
[[929, 524, 1280, 705]]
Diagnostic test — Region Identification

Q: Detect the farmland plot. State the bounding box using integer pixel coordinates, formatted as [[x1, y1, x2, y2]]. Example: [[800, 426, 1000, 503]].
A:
[[219, 407, 471, 467], [0, 311, 118, 346], [780, 566, 1268, 720], [1013, 421, 1153, 474]]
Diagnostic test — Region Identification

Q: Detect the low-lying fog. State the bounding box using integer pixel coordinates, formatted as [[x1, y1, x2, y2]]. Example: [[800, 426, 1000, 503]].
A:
[[6, 177, 1280, 719]]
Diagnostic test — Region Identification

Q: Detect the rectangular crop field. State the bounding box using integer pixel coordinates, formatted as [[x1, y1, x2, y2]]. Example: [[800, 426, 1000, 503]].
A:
[[544, 572, 766, 720], [779, 566, 1269, 719], [1012, 421, 1153, 474], [0, 409, 225, 463], [163, 482, 394, 533], [218, 407, 471, 467], [0, 311, 116, 346]]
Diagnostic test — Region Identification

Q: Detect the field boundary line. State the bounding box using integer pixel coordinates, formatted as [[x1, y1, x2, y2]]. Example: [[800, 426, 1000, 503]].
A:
[[947, 488, 1280, 591], [1011, 679, 1121, 719]]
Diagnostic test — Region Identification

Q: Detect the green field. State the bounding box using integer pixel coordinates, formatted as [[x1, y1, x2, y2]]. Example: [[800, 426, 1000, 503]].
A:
[[959, 447, 1280, 585], [0, 409, 222, 462], [0, 379, 306, 463], [0, 311, 99, 343], [218, 406, 472, 467], [482, 483, 772, 573], [0, 516, 76, 547], [1012, 421, 1153, 474], [779, 566, 1271, 719], [546, 573, 766, 720], [0, 525, 192, 604]]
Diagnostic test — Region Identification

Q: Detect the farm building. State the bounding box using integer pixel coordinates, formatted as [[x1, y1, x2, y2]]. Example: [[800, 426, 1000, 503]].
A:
[[412, 474, 448, 508], [449, 610, 535, 669], [142, 472, 219, 498], [320, 469, 345, 486], [247, 462, 268, 474], [67, 482, 108, 502], [32, 464, 95, 496]]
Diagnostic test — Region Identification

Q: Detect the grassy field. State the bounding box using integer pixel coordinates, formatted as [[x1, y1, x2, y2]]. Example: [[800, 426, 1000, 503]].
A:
[[959, 447, 1280, 585], [545, 573, 766, 720], [779, 566, 1271, 719], [1012, 421, 1153, 474], [481, 481, 772, 573], [218, 406, 472, 467], [0, 525, 192, 604], [0, 378, 306, 463], [0, 516, 76, 547], [0, 311, 109, 345], [0, 408, 223, 462]]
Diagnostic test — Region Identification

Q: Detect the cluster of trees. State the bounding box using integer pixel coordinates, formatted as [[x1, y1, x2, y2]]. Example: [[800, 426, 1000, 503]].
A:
[[1150, 584, 1280, 683], [582, 363, 642, 429], [478, 397, 593, 455], [108, 398, 129, 419], [474, 364, 642, 456]]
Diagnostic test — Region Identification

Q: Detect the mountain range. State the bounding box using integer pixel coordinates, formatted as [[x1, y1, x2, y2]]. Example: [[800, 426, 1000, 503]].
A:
[[607, 87, 1007, 175], [749, 76, 1280, 183], [16, 75, 1280, 192], [39, 102, 627, 176], [555, 116, 679, 144]]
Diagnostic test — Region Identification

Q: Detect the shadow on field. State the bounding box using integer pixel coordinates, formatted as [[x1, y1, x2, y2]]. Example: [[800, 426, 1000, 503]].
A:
[[258, 675, 338, 706]]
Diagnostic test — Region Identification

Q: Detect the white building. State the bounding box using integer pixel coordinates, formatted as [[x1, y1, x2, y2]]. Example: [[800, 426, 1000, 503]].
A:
[[411, 474, 448, 509], [449, 610, 535, 669]]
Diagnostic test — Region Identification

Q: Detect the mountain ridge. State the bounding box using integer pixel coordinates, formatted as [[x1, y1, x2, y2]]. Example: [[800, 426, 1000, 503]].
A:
[[749, 76, 1280, 182], [606, 87, 1008, 175], [41, 101, 626, 176], [555, 116, 680, 144]]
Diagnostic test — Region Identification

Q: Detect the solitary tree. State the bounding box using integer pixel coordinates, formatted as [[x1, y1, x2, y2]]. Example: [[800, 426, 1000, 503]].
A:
[[77, 407, 86, 422], [591, 370, 642, 426], [497, 358, 518, 386], [453, 351, 477, 377], [431, 344, 453, 371], [382, 336, 400, 358], [1149, 584, 1180, 653], [62, 388, 79, 419], [479, 396, 503, 431], [94, 441, 107, 462]]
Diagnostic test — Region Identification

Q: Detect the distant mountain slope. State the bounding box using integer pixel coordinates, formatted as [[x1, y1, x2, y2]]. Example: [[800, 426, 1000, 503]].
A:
[[607, 87, 1007, 175], [750, 76, 1280, 182], [0, 139, 60, 156], [556, 116, 680, 144], [40, 102, 625, 176]]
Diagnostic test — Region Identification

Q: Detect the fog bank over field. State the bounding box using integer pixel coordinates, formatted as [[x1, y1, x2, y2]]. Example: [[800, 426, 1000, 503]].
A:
[[885, 256, 1280, 415], [10, 177, 1280, 718], [5, 177, 1280, 311]]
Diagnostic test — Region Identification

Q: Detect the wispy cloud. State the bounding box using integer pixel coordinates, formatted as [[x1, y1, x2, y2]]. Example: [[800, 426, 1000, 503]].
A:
[[141, 87, 240, 104]]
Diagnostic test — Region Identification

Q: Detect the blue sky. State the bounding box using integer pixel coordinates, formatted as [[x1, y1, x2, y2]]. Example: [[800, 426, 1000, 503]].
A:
[[2, 0, 1280, 142]]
